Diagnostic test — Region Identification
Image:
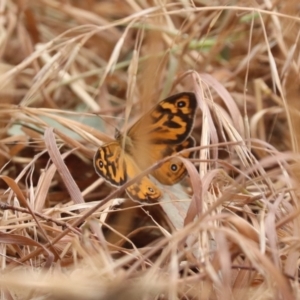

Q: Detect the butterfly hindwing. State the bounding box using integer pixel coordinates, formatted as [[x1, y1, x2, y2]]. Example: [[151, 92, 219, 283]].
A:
[[151, 136, 195, 185], [126, 177, 161, 201], [124, 155, 161, 201]]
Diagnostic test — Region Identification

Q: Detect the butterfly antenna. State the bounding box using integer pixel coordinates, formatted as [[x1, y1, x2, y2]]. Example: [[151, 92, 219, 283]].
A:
[[115, 128, 121, 139], [93, 112, 121, 134]]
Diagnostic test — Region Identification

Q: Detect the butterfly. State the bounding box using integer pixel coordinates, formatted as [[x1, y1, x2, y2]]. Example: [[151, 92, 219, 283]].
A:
[[93, 92, 197, 202]]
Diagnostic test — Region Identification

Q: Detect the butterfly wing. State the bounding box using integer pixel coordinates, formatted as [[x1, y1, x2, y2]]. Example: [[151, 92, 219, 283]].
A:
[[94, 142, 161, 201], [94, 142, 127, 186], [151, 136, 195, 185], [124, 155, 161, 201], [128, 92, 197, 145]]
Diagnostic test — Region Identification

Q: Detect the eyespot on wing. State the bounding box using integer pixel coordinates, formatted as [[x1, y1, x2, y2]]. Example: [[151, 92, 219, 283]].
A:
[[126, 176, 162, 202], [151, 136, 195, 185]]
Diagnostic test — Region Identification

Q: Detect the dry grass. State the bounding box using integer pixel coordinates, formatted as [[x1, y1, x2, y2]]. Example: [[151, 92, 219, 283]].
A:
[[0, 0, 300, 299]]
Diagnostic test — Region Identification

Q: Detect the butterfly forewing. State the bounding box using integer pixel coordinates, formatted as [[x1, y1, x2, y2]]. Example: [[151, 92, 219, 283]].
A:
[[94, 142, 127, 186], [128, 92, 197, 145]]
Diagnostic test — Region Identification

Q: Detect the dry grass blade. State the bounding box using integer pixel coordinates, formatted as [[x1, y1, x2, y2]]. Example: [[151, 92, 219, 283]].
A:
[[0, 232, 54, 268], [0, 175, 59, 261], [44, 127, 85, 205], [0, 1, 299, 299]]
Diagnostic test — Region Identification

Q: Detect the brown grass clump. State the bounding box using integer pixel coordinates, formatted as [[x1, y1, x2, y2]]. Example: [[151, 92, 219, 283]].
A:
[[0, 1, 300, 299]]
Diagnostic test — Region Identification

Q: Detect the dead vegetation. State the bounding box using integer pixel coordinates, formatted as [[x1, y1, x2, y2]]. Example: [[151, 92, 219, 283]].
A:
[[0, 0, 300, 299]]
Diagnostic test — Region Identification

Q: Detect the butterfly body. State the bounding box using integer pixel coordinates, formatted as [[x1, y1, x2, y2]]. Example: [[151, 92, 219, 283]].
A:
[[94, 92, 197, 202]]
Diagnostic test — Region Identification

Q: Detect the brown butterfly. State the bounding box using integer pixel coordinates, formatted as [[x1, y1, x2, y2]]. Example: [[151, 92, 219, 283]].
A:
[[94, 92, 197, 202]]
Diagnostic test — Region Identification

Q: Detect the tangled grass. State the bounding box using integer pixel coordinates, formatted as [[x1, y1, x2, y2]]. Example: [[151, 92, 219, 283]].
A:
[[0, 1, 300, 299]]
